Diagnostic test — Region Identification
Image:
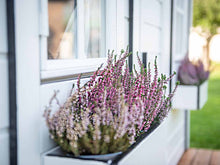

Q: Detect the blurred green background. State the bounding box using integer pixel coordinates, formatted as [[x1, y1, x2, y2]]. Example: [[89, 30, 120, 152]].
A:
[[190, 63, 220, 149]]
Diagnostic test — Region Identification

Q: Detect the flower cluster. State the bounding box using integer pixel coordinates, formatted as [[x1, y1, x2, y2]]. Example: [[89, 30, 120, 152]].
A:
[[44, 50, 178, 156], [178, 56, 210, 85]]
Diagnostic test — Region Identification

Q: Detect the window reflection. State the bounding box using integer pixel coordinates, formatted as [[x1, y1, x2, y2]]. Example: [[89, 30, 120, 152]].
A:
[[48, 0, 76, 59], [48, 0, 105, 60], [84, 0, 104, 58]]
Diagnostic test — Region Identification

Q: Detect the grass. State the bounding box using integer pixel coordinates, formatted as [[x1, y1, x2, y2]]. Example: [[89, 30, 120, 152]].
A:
[[190, 63, 220, 149]]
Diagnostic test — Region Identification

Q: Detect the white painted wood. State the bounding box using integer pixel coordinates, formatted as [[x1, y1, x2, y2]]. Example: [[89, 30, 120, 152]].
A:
[[0, 129, 9, 165], [44, 155, 106, 165], [43, 122, 167, 165], [131, 2, 186, 165], [172, 80, 208, 110], [138, 0, 163, 71], [0, 55, 9, 129], [116, 0, 129, 52], [167, 138, 185, 165], [77, 0, 86, 59], [169, 1, 192, 163], [119, 121, 167, 165], [166, 122, 184, 156], [0, 1, 9, 165], [169, 1, 193, 163], [40, 0, 115, 80], [41, 58, 107, 79], [173, 85, 198, 109], [39, 0, 49, 36], [141, 24, 161, 53], [0, 0, 7, 53], [141, 0, 161, 28], [199, 80, 208, 109], [172, 0, 189, 74], [160, 0, 171, 75], [165, 109, 185, 165], [15, 0, 41, 165], [166, 112, 185, 165], [13, 0, 193, 165], [132, 0, 141, 71], [106, 0, 117, 51]]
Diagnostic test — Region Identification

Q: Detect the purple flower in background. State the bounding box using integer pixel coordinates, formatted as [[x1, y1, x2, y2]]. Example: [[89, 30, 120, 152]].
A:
[[178, 56, 210, 85]]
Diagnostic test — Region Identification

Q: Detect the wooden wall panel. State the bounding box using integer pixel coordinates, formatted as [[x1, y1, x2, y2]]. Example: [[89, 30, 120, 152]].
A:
[[0, 0, 9, 165], [0, 56, 9, 129], [0, 0, 7, 53]]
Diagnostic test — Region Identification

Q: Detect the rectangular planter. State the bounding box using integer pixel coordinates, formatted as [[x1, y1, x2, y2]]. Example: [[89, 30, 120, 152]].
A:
[[173, 80, 208, 110], [43, 122, 167, 165]]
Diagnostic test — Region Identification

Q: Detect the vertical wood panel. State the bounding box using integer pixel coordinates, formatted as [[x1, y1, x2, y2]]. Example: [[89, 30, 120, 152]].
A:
[[0, 0, 9, 165], [0, 0, 8, 53], [40, 79, 89, 153], [0, 132, 9, 165], [141, 0, 161, 26], [141, 24, 161, 53], [106, 0, 117, 51], [15, 0, 41, 164], [0, 56, 9, 129]]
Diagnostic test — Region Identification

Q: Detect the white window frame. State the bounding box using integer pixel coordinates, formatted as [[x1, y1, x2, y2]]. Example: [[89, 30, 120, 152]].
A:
[[39, 0, 113, 80], [173, 0, 188, 62]]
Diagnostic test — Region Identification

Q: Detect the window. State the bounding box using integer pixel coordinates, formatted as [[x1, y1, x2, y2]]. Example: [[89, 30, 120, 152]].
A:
[[173, 0, 187, 60], [84, 0, 105, 58], [48, 0, 76, 59], [40, 0, 106, 79]]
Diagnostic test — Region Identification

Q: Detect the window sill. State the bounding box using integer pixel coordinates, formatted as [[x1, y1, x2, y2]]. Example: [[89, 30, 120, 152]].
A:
[[41, 58, 107, 81]]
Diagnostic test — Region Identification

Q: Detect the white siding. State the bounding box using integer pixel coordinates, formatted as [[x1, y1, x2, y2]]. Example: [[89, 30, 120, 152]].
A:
[[39, 0, 130, 156], [132, 0, 190, 164], [15, 0, 41, 164], [12, 0, 129, 164], [0, 0, 8, 53], [14, 0, 192, 164], [0, 0, 9, 165], [40, 79, 89, 153]]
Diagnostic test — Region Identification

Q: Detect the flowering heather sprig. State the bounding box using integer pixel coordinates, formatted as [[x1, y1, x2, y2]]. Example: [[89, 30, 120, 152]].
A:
[[44, 49, 178, 155], [44, 86, 143, 156], [130, 55, 179, 132]]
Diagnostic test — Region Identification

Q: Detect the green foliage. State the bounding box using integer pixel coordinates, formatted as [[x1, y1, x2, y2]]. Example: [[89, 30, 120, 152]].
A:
[[51, 125, 131, 156], [190, 63, 220, 149], [193, 0, 220, 35]]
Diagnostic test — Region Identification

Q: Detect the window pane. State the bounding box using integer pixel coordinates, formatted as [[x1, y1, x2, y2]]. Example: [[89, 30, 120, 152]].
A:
[[84, 0, 105, 58], [48, 0, 76, 59]]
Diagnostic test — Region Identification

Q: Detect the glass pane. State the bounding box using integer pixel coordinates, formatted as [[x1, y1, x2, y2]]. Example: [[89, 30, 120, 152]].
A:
[[48, 0, 76, 59], [84, 0, 105, 58]]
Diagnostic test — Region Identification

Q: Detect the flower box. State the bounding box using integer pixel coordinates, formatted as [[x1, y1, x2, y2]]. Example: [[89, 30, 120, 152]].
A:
[[43, 53, 179, 165], [43, 122, 166, 165], [173, 80, 208, 110]]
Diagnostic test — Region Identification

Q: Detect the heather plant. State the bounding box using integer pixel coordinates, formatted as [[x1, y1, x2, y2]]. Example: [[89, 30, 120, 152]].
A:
[[126, 55, 179, 132], [44, 87, 143, 156], [178, 56, 210, 85], [44, 49, 178, 156]]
